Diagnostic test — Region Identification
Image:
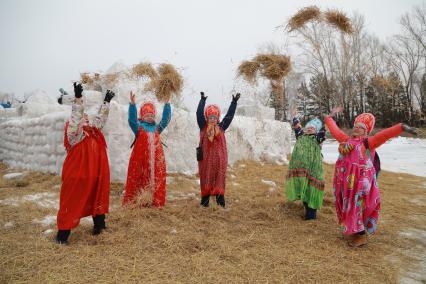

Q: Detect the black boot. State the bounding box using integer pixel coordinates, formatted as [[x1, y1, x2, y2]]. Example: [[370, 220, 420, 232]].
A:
[[55, 230, 70, 244], [93, 214, 106, 235], [305, 206, 317, 220], [201, 195, 210, 207], [216, 195, 225, 208]]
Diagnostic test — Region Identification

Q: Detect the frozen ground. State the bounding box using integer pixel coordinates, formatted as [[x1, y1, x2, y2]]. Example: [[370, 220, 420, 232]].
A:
[[321, 137, 426, 177]]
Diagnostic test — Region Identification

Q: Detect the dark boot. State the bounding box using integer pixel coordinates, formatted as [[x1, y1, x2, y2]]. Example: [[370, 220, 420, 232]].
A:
[[93, 214, 106, 235], [304, 206, 317, 220], [216, 195, 225, 207], [201, 195, 210, 207], [55, 230, 70, 244]]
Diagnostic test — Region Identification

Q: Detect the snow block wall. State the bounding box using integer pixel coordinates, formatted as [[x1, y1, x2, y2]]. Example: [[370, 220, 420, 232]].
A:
[[0, 63, 292, 181]]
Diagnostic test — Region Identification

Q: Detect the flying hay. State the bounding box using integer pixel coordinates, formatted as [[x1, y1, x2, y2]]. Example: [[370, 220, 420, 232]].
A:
[[287, 6, 321, 32], [132, 63, 158, 80], [324, 9, 353, 34], [144, 63, 183, 103], [237, 60, 260, 84]]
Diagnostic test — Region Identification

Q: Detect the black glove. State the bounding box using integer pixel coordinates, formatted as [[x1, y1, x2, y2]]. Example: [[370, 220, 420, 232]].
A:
[[200, 91, 207, 100], [232, 93, 241, 103], [104, 90, 115, 103], [73, 82, 83, 98], [57, 96, 63, 105], [402, 124, 417, 135]]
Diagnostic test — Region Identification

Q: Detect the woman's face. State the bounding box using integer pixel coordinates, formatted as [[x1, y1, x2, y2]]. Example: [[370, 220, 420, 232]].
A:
[[305, 126, 316, 135], [352, 123, 367, 137], [208, 115, 218, 124], [142, 114, 155, 123]]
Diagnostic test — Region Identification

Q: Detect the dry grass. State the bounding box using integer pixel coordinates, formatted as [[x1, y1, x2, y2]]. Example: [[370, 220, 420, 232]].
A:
[[0, 161, 425, 283], [287, 6, 321, 32], [144, 63, 184, 103], [131, 63, 158, 80], [324, 9, 353, 34]]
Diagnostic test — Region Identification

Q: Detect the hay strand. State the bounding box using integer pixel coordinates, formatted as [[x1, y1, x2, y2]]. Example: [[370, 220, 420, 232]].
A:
[[254, 54, 291, 81], [287, 6, 321, 31], [80, 72, 94, 85]]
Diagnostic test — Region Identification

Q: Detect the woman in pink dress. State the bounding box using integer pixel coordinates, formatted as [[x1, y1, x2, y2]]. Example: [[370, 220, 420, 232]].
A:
[[324, 107, 417, 247]]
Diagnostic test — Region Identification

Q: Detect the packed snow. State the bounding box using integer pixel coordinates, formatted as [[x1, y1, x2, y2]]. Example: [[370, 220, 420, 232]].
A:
[[0, 62, 292, 181]]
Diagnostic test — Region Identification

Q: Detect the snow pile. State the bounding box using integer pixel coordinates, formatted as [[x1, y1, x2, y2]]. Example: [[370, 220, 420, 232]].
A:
[[0, 62, 292, 180]]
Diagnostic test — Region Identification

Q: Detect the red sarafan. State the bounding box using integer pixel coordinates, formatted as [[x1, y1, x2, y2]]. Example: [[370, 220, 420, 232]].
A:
[[57, 122, 110, 230], [123, 128, 166, 207]]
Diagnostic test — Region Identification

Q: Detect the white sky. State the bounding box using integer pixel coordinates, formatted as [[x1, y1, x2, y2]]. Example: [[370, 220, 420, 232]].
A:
[[0, 0, 425, 110]]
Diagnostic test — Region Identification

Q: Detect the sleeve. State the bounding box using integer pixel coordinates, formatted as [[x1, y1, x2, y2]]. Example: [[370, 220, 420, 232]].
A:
[[324, 116, 349, 143], [128, 103, 139, 135], [292, 116, 304, 139], [66, 99, 85, 147], [92, 102, 110, 130], [157, 103, 172, 134], [219, 101, 237, 131], [368, 123, 403, 150], [316, 126, 326, 145], [196, 97, 207, 130]]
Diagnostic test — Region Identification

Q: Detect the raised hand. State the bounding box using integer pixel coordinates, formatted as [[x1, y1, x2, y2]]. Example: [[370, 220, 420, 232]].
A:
[[129, 91, 136, 104], [104, 90, 115, 103], [73, 82, 83, 98], [232, 93, 241, 102], [201, 91, 207, 100], [402, 124, 417, 135], [330, 106, 343, 117]]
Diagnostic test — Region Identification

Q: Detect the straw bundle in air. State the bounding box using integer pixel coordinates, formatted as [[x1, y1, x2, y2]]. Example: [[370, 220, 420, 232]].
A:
[[144, 63, 183, 103], [323, 9, 353, 34], [80, 73, 94, 85], [237, 60, 260, 84], [287, 6, 321, 31], [132, 63, 158, 80], [254, 54, 291, 81]]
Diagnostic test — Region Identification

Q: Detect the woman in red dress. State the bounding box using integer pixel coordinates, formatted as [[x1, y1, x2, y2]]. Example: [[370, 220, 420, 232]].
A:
[[196, 91, 240, 207], [56, 83, 114, 244], [123, 91, 171, 207]]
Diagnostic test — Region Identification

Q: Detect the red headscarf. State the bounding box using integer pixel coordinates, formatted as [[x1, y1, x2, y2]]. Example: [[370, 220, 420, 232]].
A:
[[204, 104, 221, 121], [354, 113, 375, 134], [139, 102, 156, 121], [204, 104, 221, 142]]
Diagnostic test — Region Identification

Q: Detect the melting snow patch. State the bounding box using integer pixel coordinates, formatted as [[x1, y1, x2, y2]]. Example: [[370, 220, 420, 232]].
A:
[[170, 228, 177, 234], [0, 197, 20, 206], [43, 229, 54, 235], [261, 179, 276, 187], [398, 229, 426, 283], [3, 172, 27, 180], [4, 221, 14, 228], [32, 215, 56, 227], [22, 192, 59, 209]]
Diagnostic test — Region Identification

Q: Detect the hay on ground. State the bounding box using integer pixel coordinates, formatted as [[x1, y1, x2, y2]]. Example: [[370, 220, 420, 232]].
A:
[[287, 6, 321, 31], [144, 63, 183, 103], [324, 9, 353, 34], [132, 63, 158, 79]]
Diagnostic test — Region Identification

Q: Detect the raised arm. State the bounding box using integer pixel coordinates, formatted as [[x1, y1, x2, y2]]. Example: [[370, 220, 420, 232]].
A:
[[157, 103, 172, 133], [219, 93, 240, 131], [367, 123, 403, 150], [196, 92, 207, 130], [324, 116, 349, 143], [292, 116, 304, 139], [66, 83, 86, 147], [92, 90, 114, 130], [128, 103, 139, 135]]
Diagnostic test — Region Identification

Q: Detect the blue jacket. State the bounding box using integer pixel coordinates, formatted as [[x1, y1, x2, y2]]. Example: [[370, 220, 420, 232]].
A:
[[128, 103, 171, 135]]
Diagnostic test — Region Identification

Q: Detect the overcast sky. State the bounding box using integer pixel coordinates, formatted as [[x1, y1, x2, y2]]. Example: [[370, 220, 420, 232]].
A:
[[0, 0, 425, 109]]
